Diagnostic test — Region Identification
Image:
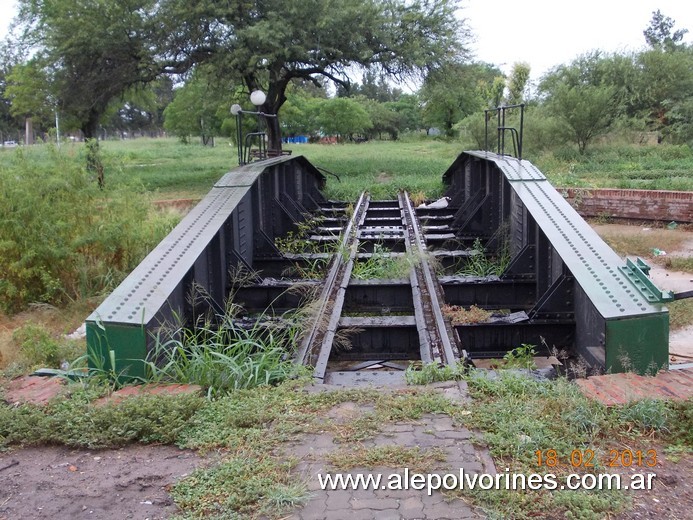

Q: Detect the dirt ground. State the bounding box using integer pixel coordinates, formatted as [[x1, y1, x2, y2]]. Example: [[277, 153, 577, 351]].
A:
[[615, 447, 693, 520], [0, 445, 202, 520], [0, 418, 690, 519]]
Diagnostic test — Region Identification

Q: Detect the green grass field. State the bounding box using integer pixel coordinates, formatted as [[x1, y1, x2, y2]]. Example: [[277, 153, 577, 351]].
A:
[[3, 137, 690, 200]]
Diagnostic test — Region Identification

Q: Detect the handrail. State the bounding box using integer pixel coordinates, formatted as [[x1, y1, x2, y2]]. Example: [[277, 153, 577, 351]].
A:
[[484, 103, 525, 160]]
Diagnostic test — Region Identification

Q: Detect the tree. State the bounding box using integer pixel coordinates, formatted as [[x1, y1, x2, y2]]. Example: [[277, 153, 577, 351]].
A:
[[361, 98, 401, 140], [163, 69, 229, 145], [157, 0, 468, 150], [388, 94, 423, 134], [317, 97, 372, 141], [103, 78, 174, 138], [15, 0, 161, 140], [420, 62, 499, 137], [506, 62, 531, 104], [0, 42, 24, 143], [5, 59, 54, 143], [635, 48, 693, 140], [481, 76, 506, 109], [338, 69, 403, 102], [548, 84, 616, 153], [644, 10, 689, 52], [281, 81, 328, 138]]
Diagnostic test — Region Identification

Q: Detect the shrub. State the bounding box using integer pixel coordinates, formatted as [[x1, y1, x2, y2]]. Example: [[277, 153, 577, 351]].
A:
[[0, 145, 178, 312], [12, 322, 61, 367], [0, 391, 204, 449], [615, 398, 670, 433]]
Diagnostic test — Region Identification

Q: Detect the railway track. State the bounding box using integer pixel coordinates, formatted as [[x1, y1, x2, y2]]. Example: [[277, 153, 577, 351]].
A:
[[88, 151, 675, 379], [295, 191, 464, 385]]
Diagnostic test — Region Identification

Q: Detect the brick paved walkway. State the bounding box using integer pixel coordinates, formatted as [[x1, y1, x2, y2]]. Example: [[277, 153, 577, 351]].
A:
[[282, 381, 492, 520], [576, 367, 693, 406], [2, 376, 493, 519]]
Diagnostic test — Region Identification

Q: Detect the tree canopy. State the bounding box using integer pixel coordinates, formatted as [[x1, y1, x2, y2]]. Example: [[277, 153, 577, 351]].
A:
[[14, 0, 161, 139], [2, 3, 692, 155], [155, 0, 467, 149], [8, 0, 467, 149], [644, 9, 689, 51]]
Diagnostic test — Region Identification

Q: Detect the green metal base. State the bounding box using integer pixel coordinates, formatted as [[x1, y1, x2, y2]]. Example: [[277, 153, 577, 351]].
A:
[[605, 313, 669, 374]]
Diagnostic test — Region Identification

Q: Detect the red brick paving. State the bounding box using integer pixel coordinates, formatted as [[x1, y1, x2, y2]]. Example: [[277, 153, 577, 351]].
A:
[[94, 383, 203, 406], [577, 367, 693, 406], [2, 376, 66, 406], [1, 377, 202, 407]]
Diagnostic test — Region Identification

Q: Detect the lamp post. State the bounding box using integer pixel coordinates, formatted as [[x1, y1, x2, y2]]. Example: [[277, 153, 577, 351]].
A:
[[231, 90, 278, 166]]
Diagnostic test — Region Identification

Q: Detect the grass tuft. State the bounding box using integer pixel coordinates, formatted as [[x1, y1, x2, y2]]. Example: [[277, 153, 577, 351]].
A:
[[326, 445, 447, 472], [405, 361, 466, 385]]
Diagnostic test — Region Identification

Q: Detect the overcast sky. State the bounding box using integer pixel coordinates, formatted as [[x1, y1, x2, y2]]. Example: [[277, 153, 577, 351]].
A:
[[1, 0, 691, 83], [463, 0, 692, 81]]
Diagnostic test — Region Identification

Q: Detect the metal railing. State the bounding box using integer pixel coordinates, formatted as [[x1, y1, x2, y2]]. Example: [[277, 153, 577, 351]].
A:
[[233, 109, 278, 166], [484, 103, 525, 160]]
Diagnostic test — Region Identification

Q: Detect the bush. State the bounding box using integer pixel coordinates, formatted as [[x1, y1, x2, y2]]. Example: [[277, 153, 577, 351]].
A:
[[0, 145, 178, 312], [10, 322, 84, 369], [12, 322, 61, 367]]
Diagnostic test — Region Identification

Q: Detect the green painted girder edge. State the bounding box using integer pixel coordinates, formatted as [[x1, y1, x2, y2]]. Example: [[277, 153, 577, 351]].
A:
[[620, 257, 675, 303], [605, 313, 669, 374], [86, 320, 147, 380]]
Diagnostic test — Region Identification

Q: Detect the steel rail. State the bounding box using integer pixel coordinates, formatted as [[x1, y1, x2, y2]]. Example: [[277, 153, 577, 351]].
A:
[[296, 192, 371, 380], [399, 191, 460, 365], [397, 193, 434, 364]]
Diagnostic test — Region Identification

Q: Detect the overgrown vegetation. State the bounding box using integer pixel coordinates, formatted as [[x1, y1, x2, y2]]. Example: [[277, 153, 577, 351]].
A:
[[405, 361, 466, 385], [0, 144, 178, 313], [326, 445, 447, 471], [455, 238, 511, 277], [0, 388, 204, 449], [442, 304, 492, 325], [145, 307, 309, 397], [352, 246, 419, 280], [458, 371, 692, 519], [274, 214, 332, 255], [11, 322, 82, 370]]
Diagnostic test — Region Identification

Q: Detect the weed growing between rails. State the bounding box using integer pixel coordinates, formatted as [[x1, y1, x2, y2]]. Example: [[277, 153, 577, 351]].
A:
[[352, 245, 422, 280], [457, 238, 511, 277]]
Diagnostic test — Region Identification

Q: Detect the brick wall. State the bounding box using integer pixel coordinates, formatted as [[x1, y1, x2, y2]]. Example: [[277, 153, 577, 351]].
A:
[[560, 188, 693, 223]]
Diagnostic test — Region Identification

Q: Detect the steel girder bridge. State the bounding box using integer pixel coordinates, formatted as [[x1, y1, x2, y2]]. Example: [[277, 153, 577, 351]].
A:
[[86, 115, 675, 382]]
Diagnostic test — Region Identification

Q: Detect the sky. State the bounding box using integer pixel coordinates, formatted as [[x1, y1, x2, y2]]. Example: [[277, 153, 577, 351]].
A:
[[0, 0, 15, 39], [463, 0, 693, 82], [0, 0, 691, 84]]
